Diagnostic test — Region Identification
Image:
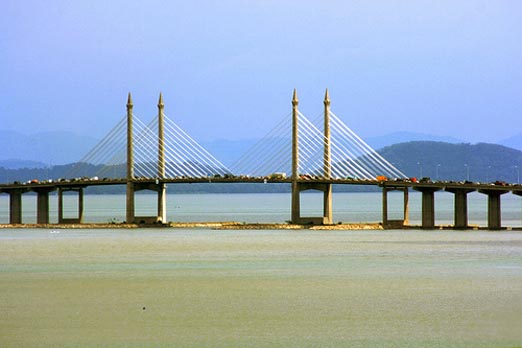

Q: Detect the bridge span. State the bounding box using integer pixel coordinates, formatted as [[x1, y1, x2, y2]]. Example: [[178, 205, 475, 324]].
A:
[[2, 176, 522, 230], [1, 90, 521, 230]]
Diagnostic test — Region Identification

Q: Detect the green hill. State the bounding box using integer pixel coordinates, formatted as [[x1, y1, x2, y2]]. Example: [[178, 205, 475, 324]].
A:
[[380, 141, 522, 183]]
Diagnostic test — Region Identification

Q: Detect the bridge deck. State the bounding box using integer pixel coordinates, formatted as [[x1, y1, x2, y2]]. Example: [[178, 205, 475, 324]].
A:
[[1, 178, 521, 193]]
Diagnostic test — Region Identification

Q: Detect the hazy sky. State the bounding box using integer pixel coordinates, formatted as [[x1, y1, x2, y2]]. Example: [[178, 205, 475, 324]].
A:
[[1, 1, 521, 143]]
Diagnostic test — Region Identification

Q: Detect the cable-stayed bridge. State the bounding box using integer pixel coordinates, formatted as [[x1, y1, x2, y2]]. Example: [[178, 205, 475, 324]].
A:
[[1, 90, 522, 229]]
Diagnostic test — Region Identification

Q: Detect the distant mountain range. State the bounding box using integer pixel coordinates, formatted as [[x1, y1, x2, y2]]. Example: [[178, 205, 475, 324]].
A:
[[0, 129, 98, 168], [379, 141, 522, 183], [1, 128, 521, 172], [365, 131, 463, 150], [201, 132, 517, 168], [2, 141, 521, 189], [498, 133, 522, 151]]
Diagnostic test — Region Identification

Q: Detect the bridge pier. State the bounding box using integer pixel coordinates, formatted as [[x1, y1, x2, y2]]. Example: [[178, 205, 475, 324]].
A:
[[35, 188, 54, 224], [382, 186, 409, 228], [413, 186, 441, 229], [9, 190, 24, 224], [126, 92, 135, 224], [58, 187, 84, 224], [130, 181, 167, 224], [478, 189, 507, 230], [124, 93, 168, 225], [292, 182, 332, 225], [290, 89, 334, 225], [158, 182, 167, 223], [445, 188, 476, 229], [126, 182, 135, 223]]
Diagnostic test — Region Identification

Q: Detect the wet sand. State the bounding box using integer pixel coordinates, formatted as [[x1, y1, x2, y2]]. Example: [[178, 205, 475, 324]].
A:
[[1, 229, 521, 347]]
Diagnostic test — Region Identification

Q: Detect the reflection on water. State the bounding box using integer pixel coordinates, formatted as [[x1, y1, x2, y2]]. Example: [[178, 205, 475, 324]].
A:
[[0, 191, 521, 227]]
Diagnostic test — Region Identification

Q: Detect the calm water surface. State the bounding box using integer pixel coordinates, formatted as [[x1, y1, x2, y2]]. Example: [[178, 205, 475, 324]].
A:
[[1, 228, 522, 347], [1, 192, 522, 347]]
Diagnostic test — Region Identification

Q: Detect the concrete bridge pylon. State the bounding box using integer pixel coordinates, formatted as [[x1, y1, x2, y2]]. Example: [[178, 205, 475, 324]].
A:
[[291, 89, 333, 225], [125, 92, 167, 224]]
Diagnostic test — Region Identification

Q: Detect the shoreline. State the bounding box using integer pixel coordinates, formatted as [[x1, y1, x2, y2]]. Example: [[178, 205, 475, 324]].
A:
[[0, 222, 384, 230], [0, 222, 520, 231]]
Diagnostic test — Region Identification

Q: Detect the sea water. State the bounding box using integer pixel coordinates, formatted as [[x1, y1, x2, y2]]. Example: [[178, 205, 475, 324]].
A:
[[1, 228, 522, 348], [1, 191, 521, 227], [1, 192, 522, 347]]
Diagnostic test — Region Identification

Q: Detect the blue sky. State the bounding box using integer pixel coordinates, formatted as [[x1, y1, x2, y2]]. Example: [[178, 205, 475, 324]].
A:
[[1, 0, 521, 143]]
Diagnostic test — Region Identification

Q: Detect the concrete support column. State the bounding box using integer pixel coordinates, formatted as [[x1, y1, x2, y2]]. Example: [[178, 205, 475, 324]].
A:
[[479, 189, 507, 230], [513, 190, 522, 230], [36, 190, 51, 224], [157, 93, 167, 224], [157, 183, 167, 223], [158, 93, 165, 179], [9, 190, 22, 224], [291, 89, 300, 223], [382, 188, 389, 226], [291, 182, 300, 223], [478, 189, 507, 230], [126, 93, 135, 224], [58, 188, 63, 223], [487, 193, 502, 230], [446, 188, 475, 229], [454, 190, 469, 229], [78, 188, 84, 224], [413, 187, 440, 229], [323, 184, 333, 224], [403, 187, 409, 225], [322, 89, 333, 224], [421, 190, 435, 229], [126, 182, 135, 223]]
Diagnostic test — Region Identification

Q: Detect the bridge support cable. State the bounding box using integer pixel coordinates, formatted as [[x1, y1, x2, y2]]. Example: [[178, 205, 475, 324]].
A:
[[143, 119, 199, 178], [242, 139, 291, 177], [77, 117, 126, 167], [328, 114, 392, 177], [131, 119, 156, 177], [303, 116, 368, 179], [304, 110, 405, 180], [133, 117, 196, 178], [329, 117, 388, 178], [230, 115, 290, 173], [298, 114, 325, 172], [236, 139, 291, 177], [229, 122, 289, 175], [66, 116, 128, 178], [244, 139, 292, 177], [229, 114, 294, 177], [297, 113, 329, 176], [127, 116, 210, 178], [309, 112, 389, 179], [161, 115, 230, 177], [299, 112, 374, 179], [148, 119, 211, 178], [330, 111, 406, 178], [301, 112, 373, 179], [131, 118, 163, 178], [329, 111, 406, 179]]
